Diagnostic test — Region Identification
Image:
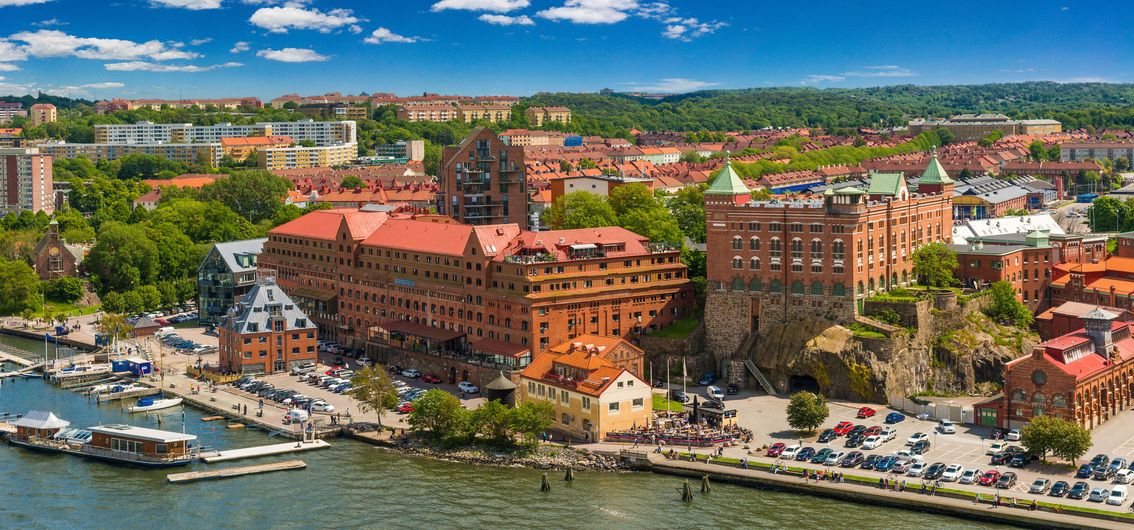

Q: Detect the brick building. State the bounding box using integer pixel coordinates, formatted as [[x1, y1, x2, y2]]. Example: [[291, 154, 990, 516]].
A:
[[32, 221, 86, 280], [951, 229, 1057, 310], [438, 127, 529, 229], [218, 274, 318, 375], [1049, 245, 1134, 312], [704, 153, 954, 354], [1036, 301, 1131, 340], [982, 308, 1134, 430]]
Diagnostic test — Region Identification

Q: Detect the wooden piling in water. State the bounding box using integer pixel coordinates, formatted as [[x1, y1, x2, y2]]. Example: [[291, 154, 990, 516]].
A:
[[564, 468, 574, 481], [701, 475, 711, 494], [541, 473, 551, 492], [681, 480, 694, 502]]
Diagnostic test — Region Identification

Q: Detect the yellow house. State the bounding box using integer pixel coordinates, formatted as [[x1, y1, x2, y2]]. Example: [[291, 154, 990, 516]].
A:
[[518, 340, 651, 442]]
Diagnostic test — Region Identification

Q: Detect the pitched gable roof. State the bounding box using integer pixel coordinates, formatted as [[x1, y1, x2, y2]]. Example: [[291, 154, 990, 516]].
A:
[[705, 160, 750, 196]]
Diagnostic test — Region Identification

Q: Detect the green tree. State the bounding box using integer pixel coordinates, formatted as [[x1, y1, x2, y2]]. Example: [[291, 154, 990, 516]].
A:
[[1051, 418, 1092, 465], [340, 175, 365, 189], [45, 277, 84, 303], [1021, 415, 1072, 463], [609, 183, 684, 246], [85, 222, 159, 294], [669, 185, 706, 243], [985, 280, 1033, 327], [113, 153, 188, 180], [149, 198, 260, 243], [912, 242, 958, 288], [750, 188, 772, 201], [1029, 140, 1049, 161], [785, 391, 829, 433], [509, 400, 554, 445], [144, 222, 196, 281], [469, 399, 512, 444], [545, 191, 617, 230], [350, 365, 400, 429], [200, 170, 292, 224], [408, 389, 464, 438], [0, 258, 40, 315]]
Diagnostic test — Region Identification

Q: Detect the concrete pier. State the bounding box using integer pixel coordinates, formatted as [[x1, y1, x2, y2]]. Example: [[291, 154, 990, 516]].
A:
[[167, 460, 307, 483], [202, 440, 331, 463]]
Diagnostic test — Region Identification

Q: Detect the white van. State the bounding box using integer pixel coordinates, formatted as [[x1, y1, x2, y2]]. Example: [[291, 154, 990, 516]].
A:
[[1108, 485, 1129, 506], [155, 327, 175, 337], [283, 409, 310, 424]]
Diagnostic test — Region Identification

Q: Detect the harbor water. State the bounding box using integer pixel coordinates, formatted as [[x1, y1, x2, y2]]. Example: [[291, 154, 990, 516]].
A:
[[0, 334, 1008, 529]]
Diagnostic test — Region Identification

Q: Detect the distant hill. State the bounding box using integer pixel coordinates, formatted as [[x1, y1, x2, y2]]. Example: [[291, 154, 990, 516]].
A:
[[524, 82, 1134, 133], [0, 94, 94, 109]]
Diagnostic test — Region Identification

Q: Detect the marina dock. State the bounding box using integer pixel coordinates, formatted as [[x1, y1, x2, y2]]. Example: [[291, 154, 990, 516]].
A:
[[0, 349, 36, 367], [201, 440, 330, 463], [167, 460, 307, 483], [97, 387, 160, 402]]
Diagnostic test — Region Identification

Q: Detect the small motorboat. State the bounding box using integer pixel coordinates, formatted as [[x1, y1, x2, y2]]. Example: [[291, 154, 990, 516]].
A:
[[128, 396, 183, 413]]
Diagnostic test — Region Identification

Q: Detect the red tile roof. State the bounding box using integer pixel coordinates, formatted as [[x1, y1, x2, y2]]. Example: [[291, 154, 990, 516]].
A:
[[362, 219, 472, 256], [270, 209, 388, 241]]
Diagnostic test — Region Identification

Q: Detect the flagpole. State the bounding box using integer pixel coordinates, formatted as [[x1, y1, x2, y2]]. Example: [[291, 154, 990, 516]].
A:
[[666, 357, 671, 416]]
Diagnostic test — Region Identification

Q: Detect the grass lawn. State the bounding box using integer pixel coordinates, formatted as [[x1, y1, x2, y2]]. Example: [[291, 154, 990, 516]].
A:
[[647, 318, 701, 339], [40, 301, 101, 318], [653, 393, 685, 412]]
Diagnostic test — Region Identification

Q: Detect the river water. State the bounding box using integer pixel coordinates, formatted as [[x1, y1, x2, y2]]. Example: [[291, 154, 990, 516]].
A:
[[0, 334, 1007, 529]]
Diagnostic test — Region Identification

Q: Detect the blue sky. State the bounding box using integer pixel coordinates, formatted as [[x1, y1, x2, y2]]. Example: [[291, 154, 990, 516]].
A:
[[0, 0, 1130, 100]]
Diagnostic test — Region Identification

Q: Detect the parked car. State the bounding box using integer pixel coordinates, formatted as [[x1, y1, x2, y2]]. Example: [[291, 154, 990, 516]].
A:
[[1049, 481, 1071, 497], [422, 373, 442, 384], [906, 432, 929, 446], [1089, 487, 1109, 503], [978, 470, 1001, 486], [779, 445, 802, 460], [823, 451, 846, 466], [766, 443, 787, 457], [879, 427, 897, 442], [924, 462, 947, 480], [311, 401, 335, 413], [892, 450, 922, 463], [991, 447, 1024, 465], [986, 442, 1008, 455], [809, 448, 834, 464], [959, 468, 980, 485], [1115, 469, 1134, 485], [941, 464, 964, 482], [938, 420, 956, 434], [844, 434, 865, 448], [1090, 453, 1111, 469], [1008, 453, 1036, 468], [401, 368, 421, 378], [860, 454, 882, 470], [892, 460, 913, 473], [669, 389, 689, 403], [705, 385, 724, 400], [1095, 464, 1119, 481], [833, 421, 854, 436], [910, 440, 931, 455], [857, 407, 876, 419], [995, 472, 1018, 489], [457, 381, 480, 394], [861, 435, 884, 450], [396, 401, 414, 414], [864, 426, 882, 436], [1029, 478, 1052, 494], [1068, 481, 1091, 500], [817, 429, 838, 443], [726, 383, 738, 395], [1108, 485, 1129, 506], [989, 427, 1008, 440], [840, 451, 865, 468], [1006, 428, 1021, 441], [848, 425, 868, 438], [698, 372, 717, 386], [884, 412, 905, 424], [906, 461, 928, 477], [874, 456, 897, 472], [795, 447, 816, 461]]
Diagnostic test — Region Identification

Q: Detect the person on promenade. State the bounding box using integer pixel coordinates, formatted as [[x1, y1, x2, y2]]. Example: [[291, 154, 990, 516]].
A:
[[1029, 499, 1037, 511], [878, 477, 885, 489], [993, 493, 1000, 508], [1010, 498, 1016, 509]]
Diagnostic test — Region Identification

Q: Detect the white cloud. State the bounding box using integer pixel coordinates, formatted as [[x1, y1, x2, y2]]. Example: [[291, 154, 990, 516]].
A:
[[624, 78, 717, 93], [255, 47, 328, 62], [537, 0, 636, 24], [105, 61, 242, 72], [249, 6, 362, 33], [0, 0, 54, 6], [478, 14, 534, 25], [0, 40, 28, 62], [363, 27, 420, 44], [9, 30, 199, 61], [431, 0, 528, 12], [190, 37, 213, 45], [230, 41, 250, 53], [802, 74, 845, 84], [82, 82, 125, 89], [32, 18, 66, 27], [149, 0, 221, 9], [661, 16, 725, 41], [0, 64, 19, 71]]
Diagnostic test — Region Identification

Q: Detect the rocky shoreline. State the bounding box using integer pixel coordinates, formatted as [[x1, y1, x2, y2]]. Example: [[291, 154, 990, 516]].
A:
[[372, 436, 629, 471]]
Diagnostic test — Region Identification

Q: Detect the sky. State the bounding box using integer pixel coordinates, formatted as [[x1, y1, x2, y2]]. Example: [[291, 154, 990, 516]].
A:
[[0, 0, 1130, 100]]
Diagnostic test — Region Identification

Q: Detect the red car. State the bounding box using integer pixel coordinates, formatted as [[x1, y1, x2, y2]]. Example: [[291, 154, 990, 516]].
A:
[[422, 373, 442, 384], [857, 407, 876, 419], [864, 426, 882, 436], [978, 470, 1001, 486], [833, 421, 854, 436], [396, 402, 415, 414], [767, 442, 787, 457]]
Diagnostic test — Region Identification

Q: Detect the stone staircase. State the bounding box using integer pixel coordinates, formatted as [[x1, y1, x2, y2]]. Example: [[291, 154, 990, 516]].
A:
[[733, 332, 777, 396]]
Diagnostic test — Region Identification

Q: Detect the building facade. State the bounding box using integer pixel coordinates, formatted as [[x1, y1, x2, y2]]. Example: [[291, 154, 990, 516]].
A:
[[197, 238, 267, 326], [438, 127, 529, 228], [32, 221, 85, 280], [908, 114, 1061, 141], [218, 275, 318, 375], [518, 338, 651, 442], [0, 102, 26, 123], [704, 155, 954, 353], [0, 147, 53, 215], [951, 229, 1056, 310], [28, 104, 56, 126], [525, 107, 572, 127]]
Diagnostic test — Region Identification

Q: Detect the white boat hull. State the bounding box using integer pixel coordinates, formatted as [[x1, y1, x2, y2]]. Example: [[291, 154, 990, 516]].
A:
[[128, 398, 183, 413]]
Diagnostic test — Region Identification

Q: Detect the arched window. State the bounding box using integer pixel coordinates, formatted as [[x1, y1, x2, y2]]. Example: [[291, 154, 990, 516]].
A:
[[832, 283, 846, 296], [832, 239, 845, 259], [1031, 392, 1046, 405], [732, 236, 742, 250], [749, 237, 760, 251], [769, 279, 782, 293], [1011, 389, 1027, 403], [810, 238, 823, 259], [790, 238, 803, 259], [901, 270, 908, 285], [1052, 393, 1068, 408], [810, 281, 823, 295], [750, 257, 760, 270], [769, 238, 782, 258], [791, 280, 804, 294], [857, 282, 864, 295], [732, 256, 743, 269], [868, 279, 875, 292], [749, 278, 763, 292], [732, 277, 744, 291]]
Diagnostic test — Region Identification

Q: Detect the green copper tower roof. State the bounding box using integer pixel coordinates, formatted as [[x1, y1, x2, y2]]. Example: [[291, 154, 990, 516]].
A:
[[920, 147, 953, 185], [867, 172, 905, 196], [705, 159, 750, 196]]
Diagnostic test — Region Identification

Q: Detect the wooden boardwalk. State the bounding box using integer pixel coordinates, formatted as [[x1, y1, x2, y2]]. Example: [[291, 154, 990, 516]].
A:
[[201, 439, 331, 463], [167, 460, 307, 483], [0, 349, 35, 367]]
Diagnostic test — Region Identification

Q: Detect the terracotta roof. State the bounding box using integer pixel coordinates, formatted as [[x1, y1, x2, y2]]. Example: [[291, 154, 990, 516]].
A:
[[472, 224, 522, 257], [362, 219, 472, 256], [270, 209, 388, 241], [142, 175, 218, 189], [219, 135, 293, 146], [519, 345, 629, 398]]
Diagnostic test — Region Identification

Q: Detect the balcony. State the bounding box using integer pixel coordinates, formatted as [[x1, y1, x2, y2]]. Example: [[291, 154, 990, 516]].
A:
[[647, 242, 679, 253], [504, 252, 558, 264]]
